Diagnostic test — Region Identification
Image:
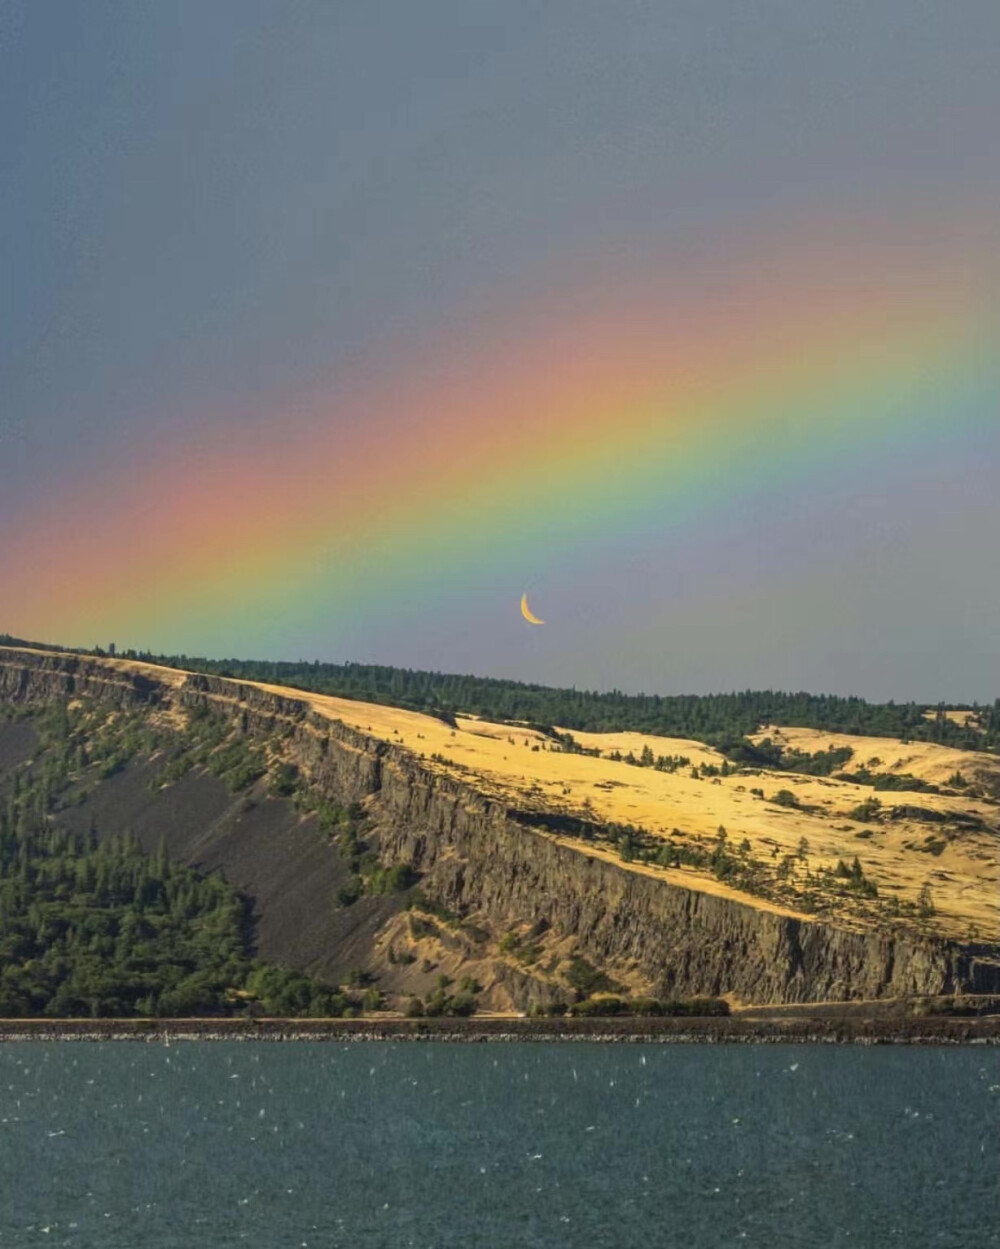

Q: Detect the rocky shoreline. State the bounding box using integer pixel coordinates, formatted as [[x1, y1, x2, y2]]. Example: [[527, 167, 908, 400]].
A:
[[1, 1015, 998, 1044]]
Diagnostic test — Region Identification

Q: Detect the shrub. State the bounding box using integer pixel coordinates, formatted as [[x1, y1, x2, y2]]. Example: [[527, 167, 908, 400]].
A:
[[630, 997, 666, 1016], [269, 762, 299, 797], [564, 956, 619, 997], [337, 879, 362, 907], [423, 989, 448, 1017], [567, 996, 627, 1017], [366, 862, 419, 895], [666, 997, 730, 1017], [408, 915, 438, 940], [849, 797, 883, 823]]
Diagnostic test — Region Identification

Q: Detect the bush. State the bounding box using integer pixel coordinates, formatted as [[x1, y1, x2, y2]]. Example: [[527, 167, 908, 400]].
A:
[[563, 995, 730, 1017], [269, 762, 299, 797], [423, 988, 449, 1017], [564, 956, 620, 997], [365, 862, 419, 895], [848, 797, 882, 822], [567, 996, 628, 1016], [337, 879, 362, 907], [666, 997, 730, 1017], [630, 997, 666, 1016]]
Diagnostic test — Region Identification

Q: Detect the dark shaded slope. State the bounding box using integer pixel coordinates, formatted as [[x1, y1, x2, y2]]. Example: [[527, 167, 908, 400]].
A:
[[0, 719, 37, 774], [51, 760, 402, 983]]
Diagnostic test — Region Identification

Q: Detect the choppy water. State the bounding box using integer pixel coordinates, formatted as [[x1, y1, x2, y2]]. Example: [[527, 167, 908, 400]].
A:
[[0, 1042, 997, 1247]]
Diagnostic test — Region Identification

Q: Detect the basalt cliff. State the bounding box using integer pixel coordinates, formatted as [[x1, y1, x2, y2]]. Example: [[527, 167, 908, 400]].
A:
[[1, 646, 998, 1009]]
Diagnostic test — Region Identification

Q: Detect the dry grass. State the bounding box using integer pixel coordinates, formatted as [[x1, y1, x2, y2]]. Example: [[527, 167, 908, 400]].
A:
[[752, 726, 992, 788], [7, 647, 997, 941], [922, 708, 982, 728], [251, 687, 998, 942]]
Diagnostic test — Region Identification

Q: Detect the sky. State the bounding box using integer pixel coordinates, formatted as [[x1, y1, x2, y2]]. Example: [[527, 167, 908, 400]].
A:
[[1, 1, 997, 702]]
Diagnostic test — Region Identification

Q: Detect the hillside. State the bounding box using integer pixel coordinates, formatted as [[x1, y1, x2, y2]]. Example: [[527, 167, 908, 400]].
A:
[[1, 644, 998, 1015], [4, 634, 997, 752], [233, 680, 998, 942]]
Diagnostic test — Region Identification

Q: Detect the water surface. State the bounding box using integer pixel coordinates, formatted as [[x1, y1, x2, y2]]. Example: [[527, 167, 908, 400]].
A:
[[1, 1043, 996, 1247]]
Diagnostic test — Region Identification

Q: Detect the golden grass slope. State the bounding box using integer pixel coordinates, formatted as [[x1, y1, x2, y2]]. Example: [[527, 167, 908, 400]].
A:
[[753, 726, 994, 789], [241, 681, 999, 943], [5, 648, 997, 943]]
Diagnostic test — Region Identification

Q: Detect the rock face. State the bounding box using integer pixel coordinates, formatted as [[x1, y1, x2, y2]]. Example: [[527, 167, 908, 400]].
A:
[[3, 647, 999, 1003], [0, 649, 164, 708]]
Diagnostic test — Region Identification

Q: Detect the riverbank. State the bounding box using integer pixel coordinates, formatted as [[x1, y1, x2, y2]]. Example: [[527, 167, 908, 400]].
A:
[[1, 1014, 998, 1043]]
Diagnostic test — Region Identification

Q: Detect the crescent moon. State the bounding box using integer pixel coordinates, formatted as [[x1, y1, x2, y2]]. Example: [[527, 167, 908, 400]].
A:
[[521, 593, 545, 625]]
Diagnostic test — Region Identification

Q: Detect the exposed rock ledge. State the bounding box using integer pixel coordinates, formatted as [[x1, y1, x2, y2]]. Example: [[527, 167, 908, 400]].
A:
[[2, 647, 998, 1004]]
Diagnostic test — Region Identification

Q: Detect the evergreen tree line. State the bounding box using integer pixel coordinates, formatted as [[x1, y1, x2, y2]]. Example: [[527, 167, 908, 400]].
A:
[[0, 706, 354, 1019], [3, 634, 996, 752], [144, 651, 999, 753], [0, 806, 347, 1018]]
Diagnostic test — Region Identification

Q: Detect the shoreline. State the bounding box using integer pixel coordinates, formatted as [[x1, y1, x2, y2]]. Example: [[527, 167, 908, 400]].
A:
[[1, 1015, 997, 1044]]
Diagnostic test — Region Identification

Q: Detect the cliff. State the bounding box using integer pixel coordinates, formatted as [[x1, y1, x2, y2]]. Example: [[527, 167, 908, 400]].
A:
[[2, 646, 998, 1004]]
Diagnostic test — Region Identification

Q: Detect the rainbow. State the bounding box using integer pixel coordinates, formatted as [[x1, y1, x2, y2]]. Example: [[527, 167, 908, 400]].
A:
[[4, 221, 995, 662]]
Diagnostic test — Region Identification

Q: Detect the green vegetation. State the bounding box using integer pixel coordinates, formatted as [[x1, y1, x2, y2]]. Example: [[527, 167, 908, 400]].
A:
[[0, 811, 343, 1018], [268, 762, 299, 797], [724, 737, 856, 775], [779, 744, 856, 775], [203, 737, 266, 792], [606, 745, 694, 772], [849, 796, 883, 823], [11, 633, 989, 752], [498, 928, 544, 966], [591, 812, 912, 927], [832, 856, 879, 899], [365, 862, 419, 895], [310, 797, 419, 905], [841, 768, 940, 793], [565, 995, 730, 1017], [145, 702, 267, 794], [0, 699, 380, 1018], [1, 644, 989, 1015], [564, 956, 622, 998], [407, 973, 480, 1017]]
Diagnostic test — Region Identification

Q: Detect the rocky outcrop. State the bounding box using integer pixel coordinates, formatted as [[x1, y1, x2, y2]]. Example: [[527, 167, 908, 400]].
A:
[[3, 647, 998, 1003], [0, 649, 163, 708]]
